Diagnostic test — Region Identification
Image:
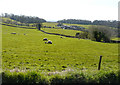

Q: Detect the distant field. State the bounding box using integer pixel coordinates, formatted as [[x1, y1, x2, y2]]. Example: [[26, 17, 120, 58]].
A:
[[43, 22, 58, 27], [63, 23, 117, 30], [41, 28, 82, 36], [42, 22, 61, 29], [42, 22, 92, 29], [63, 23, 93, 29]]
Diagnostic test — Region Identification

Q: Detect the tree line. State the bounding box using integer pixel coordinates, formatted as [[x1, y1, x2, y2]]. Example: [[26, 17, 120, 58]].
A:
[[57, 19, 118, 28], [2, 13, 46, 23]]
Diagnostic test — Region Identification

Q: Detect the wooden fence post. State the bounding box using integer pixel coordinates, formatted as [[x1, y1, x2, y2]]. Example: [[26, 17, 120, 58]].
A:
[[98, 55, 102, 70]]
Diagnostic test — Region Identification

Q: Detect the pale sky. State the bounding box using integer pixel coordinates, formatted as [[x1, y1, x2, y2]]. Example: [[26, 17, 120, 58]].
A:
[[0, 0, 119, 21]]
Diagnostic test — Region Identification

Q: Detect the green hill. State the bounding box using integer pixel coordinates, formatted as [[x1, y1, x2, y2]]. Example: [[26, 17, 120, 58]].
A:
[[1, 25, 119, 84]]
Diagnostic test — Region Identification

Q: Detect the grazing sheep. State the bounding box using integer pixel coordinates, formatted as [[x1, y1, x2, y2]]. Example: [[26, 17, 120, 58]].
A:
[[11, 32, 16, 34], [24, 33, 26, 35], [43, 38, 48, 41], [47, 40, 52, 44]]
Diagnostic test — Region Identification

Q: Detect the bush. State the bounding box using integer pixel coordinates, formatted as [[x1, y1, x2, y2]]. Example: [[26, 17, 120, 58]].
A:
[[88, 26, 114, 42], [36, 23, 42, 30], [75, 32, 89, 39], [75, 33, 80, 38]]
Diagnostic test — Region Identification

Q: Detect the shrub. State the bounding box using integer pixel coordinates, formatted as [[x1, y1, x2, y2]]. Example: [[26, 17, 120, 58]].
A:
[[36, 23, 42, 30], [88, 26, 114, 42], [75, 33, 80, 38], [1, 70, 119, 85], [75, 32, 89, 39]]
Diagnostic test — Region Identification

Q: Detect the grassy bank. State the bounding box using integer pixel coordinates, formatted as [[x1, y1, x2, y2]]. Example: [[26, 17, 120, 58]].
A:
[[1, 70, 119, 84]]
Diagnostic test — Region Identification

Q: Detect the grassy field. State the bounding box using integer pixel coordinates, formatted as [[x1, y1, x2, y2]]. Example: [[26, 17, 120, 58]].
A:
[[1, 25, 119, 84], [2, 17, 21, 24], [41, 28, 82, 36]]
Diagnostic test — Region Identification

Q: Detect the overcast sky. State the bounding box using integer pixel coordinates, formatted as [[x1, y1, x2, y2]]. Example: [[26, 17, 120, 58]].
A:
[[0, 0, 119, 21]]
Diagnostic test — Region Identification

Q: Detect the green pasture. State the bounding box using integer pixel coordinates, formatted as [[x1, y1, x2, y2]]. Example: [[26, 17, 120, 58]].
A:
[[2, 25, 118, 72], [41, 28, 82, 36], [63, 23, 93, 29], [2, 17, 21, 24], [43, 22, 58, 27]]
